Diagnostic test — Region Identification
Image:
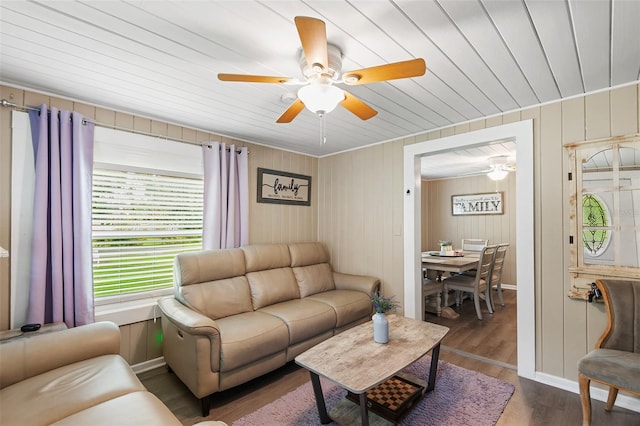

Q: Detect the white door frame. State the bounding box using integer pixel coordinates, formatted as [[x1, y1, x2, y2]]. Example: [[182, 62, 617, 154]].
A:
[[402, 120, 535, 379]]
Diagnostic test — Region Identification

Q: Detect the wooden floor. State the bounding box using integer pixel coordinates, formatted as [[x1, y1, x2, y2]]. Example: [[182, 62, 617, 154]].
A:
[[428, 288, 518, 368], [139, 289, 638, 425]]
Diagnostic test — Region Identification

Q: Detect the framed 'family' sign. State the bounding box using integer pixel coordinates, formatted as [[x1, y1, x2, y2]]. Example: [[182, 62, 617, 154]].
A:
[[257, 168, 311, 206], [452, 192, 503, 216]]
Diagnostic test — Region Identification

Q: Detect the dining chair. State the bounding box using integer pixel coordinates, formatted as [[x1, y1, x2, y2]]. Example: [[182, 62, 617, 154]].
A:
[[461, 238, 488, 254], [489, 243, 509, 309], [577, 279, 640, 425], [460, 238, 488, 277], [443, 245, 497, 320]]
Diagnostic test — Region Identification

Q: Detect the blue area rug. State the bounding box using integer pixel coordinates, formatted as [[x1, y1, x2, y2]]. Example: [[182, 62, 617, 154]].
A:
[[233, 356, 515, 425]]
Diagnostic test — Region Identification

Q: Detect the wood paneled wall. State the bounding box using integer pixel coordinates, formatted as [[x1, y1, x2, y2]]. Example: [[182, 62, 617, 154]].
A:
[[3, 82, 639, 382], [318, 83, 639, 381], [317, 140, 406, 295], [247, 144, 318, 244], [0, 85, 318, 363], [422, 173, 517, 285], [119, 319, 163, 365]]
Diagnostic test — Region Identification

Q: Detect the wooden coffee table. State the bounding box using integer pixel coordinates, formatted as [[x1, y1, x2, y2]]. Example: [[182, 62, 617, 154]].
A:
[[295, 315, 449, 425]]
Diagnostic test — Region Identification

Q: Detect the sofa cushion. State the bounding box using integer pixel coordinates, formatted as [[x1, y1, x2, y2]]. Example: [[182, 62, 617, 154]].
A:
[[0, 354, 144, 426], [216, 311, 289, 372], [306, 289, 372, 328], [242, 243, 291, 272], [179, 276, 253, 320], [259, 299, 337, 345], [51, 391, 182, 426], [0, 322, 119, 388], [289, 242, 329, 266], [578, 348, 640, 393], [293, 263, 336, 297], [175, 248, 246, 285], [246, 267, 300, 310]]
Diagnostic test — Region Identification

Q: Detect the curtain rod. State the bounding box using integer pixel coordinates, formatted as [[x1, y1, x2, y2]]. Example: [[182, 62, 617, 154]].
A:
[[1, 98, 248, 154], [2, 98, 43, 112]]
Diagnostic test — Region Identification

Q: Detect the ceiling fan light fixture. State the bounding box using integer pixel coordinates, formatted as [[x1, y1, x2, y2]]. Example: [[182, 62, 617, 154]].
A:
[[298, 84, 344, 115], [487, 167, 508, 181]]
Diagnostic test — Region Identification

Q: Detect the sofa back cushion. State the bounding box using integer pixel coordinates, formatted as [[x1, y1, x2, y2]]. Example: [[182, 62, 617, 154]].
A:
[[246, 268, 300, 309], [289, 242, 329, 267], [242, 243, 291, 272], [179, 276, 253, 320], [289, 242, 335, 297], [174, 248, 253, 319], [242, 244, 300, 309], [175, 248, 246, 284], [293, 263, 335, 297]]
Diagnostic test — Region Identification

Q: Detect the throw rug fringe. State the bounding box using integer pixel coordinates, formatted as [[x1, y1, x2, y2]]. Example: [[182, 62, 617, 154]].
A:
[[232, 356, 515, 426]]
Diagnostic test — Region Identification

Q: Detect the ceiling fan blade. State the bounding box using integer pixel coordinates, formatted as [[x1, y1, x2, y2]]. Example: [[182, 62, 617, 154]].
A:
[[295, 16, 328, 71], [340, 91, 378, 120], [218, 73, 292, 84], [276, 99, 305, 123], [342, 58, 426, 85]]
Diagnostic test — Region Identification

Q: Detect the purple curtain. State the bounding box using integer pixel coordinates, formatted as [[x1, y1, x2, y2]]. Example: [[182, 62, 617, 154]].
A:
[[202, 142, 249, 249], [27, 104, 95, 328]]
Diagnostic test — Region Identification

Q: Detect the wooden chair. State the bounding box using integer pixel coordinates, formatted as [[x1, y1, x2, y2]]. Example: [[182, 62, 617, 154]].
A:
[[489, 243, 509, 308], [443, 245, 497, 320], [461, 238, 488, 255], [577, 279, 640, 426], [460, 238, 488, 277]]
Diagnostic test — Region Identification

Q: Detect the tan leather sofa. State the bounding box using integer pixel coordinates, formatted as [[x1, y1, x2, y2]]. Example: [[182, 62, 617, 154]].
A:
[[158, 242, 381, 415], [0, 321, 226, 426]]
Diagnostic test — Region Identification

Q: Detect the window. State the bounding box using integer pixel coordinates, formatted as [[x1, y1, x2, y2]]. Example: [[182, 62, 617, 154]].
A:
[[92, 127, 204, 302], [567, 134, 640, 280], [92, 167, 203, 298], [582, 193, 610, 257]]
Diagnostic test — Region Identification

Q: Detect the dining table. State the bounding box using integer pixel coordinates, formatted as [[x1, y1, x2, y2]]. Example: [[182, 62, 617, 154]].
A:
[[421, 252, 481, 319], [421, 251, 480, 278]]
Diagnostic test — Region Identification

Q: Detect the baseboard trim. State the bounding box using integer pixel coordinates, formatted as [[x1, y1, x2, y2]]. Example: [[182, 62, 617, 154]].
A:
[[535, 372, 640, 414], [442, 345, 517, 371], [131, 357, 166, 374]]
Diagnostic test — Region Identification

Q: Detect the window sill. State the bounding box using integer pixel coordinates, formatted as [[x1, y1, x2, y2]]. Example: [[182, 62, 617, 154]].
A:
[[568, 266, 640, 280], [95, 296, 166, 326]]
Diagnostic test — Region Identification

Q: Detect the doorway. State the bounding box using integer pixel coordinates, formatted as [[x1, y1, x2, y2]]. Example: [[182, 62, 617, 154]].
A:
[[402, 120, 535, 380]]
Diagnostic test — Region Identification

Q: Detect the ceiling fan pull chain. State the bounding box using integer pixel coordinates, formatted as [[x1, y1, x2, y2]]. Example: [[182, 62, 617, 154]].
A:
[[321, 114, 327, 145]]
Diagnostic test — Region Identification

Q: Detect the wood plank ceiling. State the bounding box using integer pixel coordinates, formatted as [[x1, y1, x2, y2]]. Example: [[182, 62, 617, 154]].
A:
[[1, 0, 639, 159]]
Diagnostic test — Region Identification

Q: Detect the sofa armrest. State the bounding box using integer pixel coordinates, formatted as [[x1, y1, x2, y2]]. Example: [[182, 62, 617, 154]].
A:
[[0, 321, 120, 388], [157, 297, 220, 337], [158, 297, 223, 396], [333, 272, 381, 295]]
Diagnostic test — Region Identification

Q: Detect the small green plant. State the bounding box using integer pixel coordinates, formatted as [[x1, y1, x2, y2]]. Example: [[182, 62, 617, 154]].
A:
[[371, 292, 400, 314], [439, 240, 452, 247]]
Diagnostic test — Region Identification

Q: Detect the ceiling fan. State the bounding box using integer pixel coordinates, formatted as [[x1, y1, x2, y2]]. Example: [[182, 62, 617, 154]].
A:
[[485, 156, 516, 180], [218, 16, 427, 124]]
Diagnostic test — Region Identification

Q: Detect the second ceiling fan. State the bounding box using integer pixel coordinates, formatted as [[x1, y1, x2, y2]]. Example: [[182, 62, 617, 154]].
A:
[[218, 16, 427, 123]]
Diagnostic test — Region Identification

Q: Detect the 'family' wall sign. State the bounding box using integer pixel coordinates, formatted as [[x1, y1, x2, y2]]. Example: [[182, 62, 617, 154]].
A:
[[452, 192, 503, 215], [257, 168, 311, 206]]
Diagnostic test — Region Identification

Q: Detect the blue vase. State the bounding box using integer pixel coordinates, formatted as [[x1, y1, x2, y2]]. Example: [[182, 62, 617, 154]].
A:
[[372, 312, 389, 344]]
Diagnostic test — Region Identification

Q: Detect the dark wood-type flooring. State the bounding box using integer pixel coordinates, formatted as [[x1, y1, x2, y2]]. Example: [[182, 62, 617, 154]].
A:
[[139, 289, 638, 425]]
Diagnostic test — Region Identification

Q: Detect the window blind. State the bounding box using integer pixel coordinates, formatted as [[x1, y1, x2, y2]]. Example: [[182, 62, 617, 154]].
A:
[[92, 168, 203, 298]]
